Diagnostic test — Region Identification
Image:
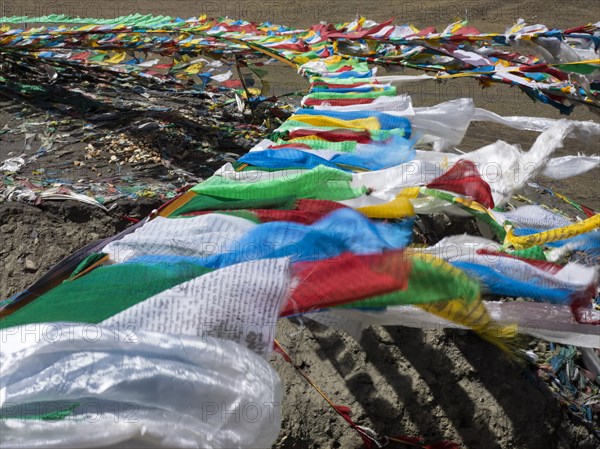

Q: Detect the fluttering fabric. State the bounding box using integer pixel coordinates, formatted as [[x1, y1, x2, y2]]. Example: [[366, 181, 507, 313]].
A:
[[2, 14, 600, 449]]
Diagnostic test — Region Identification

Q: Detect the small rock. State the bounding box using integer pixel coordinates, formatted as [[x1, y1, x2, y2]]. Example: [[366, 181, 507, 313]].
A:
[[24, 257, 37, 272]]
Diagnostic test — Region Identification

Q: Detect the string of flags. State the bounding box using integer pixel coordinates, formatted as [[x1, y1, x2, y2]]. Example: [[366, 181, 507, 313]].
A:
[[0, 15, 598, 113], [1, 14, 599, 447]]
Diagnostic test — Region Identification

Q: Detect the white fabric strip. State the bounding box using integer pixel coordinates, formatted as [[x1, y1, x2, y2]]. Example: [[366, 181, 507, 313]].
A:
[[103, 258, 292, 357], [102, 214, 256, 264], [0, 324, 282, 448], [307, 301, 600, 348]]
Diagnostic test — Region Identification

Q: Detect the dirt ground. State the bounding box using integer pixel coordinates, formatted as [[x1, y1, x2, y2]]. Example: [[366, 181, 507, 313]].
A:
[[1, 2, 600, 448]]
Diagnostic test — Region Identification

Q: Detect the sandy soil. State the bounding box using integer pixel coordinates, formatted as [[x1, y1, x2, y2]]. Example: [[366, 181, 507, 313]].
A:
[[1, 2, 599, 448], [3, 0, 598, 32]]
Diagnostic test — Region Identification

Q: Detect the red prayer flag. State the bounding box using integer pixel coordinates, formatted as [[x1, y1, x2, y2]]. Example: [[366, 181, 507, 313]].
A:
[[427, 159, 495, 209], [281, 250, 411, 316]]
